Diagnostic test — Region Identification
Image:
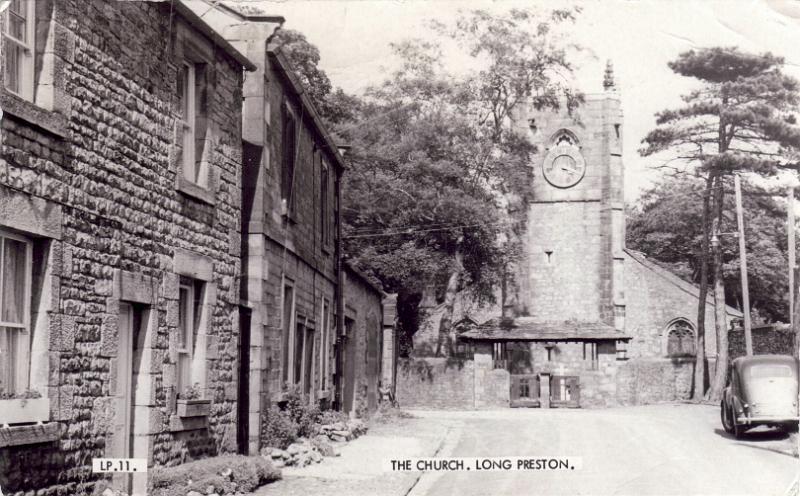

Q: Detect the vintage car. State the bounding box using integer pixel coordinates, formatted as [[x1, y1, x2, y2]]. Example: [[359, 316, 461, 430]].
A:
[[721, 354, 799, 438]]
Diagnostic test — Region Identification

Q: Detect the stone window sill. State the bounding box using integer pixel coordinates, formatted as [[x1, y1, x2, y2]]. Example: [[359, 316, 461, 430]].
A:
[[168, 414, 209, 432], [0, 422, 59, 448], [1, 90, 68, 138], [176, 175, 215, 205]]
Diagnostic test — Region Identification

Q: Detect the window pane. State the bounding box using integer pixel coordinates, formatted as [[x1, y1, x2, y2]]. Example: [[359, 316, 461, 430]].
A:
[[177, 65, 188, 120], [4, 45, 20, 94], [2, 238, 27, 324], [294, 323, 304, 385], [0, 326, 19, 395], [178, 287, 189, 349], [177, 353, 190, 395]]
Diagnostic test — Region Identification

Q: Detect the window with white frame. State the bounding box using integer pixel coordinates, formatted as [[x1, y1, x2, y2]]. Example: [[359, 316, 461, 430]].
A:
[[177, 61, 209, 188], [2, 0, 35, 100], [0, 230, 32, 396], [177, 277, 204, 397]]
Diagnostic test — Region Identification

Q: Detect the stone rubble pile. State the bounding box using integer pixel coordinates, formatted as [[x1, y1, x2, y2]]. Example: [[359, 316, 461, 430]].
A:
[[263, 419, 368, 468]]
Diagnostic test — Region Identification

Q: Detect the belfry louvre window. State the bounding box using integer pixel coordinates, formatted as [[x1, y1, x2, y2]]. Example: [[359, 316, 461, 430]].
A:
[[2, 0, 35, 100], [0, 231, 32, 395]]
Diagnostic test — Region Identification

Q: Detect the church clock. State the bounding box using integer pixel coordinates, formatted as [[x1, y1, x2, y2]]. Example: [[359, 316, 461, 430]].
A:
[[542, 133, 586, 188]]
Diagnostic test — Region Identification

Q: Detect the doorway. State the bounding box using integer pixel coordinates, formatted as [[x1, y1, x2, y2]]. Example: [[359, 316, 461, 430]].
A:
[[115, 303, 148, 495]]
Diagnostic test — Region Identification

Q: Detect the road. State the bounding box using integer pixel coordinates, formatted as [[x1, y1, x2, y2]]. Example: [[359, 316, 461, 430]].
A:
[[412, 404, 798, 496]]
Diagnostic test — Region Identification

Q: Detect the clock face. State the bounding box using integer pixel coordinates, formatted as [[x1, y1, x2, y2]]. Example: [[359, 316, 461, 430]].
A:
[[542, 144, 586, 188]]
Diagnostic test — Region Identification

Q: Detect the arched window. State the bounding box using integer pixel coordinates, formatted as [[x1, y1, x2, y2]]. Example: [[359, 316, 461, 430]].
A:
[[667, 320, 696, 357]]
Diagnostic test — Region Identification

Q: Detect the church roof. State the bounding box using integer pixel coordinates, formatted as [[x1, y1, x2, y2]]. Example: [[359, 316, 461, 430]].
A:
[[459, 317, 631, 342], [624, 249, 744, 318]]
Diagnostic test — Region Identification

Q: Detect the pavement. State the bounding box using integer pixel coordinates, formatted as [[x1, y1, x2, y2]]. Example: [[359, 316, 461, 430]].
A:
[[251, 413, 459, 496], [251, 404, 799, 496]]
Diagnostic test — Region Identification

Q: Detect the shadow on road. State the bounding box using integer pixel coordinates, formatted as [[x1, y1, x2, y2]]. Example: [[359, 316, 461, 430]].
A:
[[713, 427, 789, 442]]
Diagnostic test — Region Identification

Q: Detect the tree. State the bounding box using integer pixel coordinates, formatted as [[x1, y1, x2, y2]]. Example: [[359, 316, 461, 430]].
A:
[[271, 29, 361, 126], [629, 175, 794, 321], [340, 8, 582, 356], [640, 47, 800, 400]]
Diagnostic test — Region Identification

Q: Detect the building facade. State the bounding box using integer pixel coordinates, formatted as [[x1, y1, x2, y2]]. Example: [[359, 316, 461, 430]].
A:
[[0, 1, 253, 495], [400, 66, 742, 409]]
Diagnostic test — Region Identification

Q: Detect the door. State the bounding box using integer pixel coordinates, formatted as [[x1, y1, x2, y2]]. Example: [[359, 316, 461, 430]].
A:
[[342, 317, 356, 413], [550, 376, 580, 408], [113, 303, 137, 494], [510, 374, 540, 408], [366, 319, 379, 412], [237, 306, 251, 454]]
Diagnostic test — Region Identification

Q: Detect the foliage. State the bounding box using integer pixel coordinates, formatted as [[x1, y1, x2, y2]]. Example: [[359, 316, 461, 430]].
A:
[[261, 387, 322, 449], [639, 46, 800, 400], [261, 405, 298, 450], [148, 455, 281, 496], [338, 8, 582, 346], [271, 29, 362, 126], [0, 388, 41, 400], [283, 386, 320, 438], [316, 408, 350, 426], [178, 383, 202, 400], [627, 175, 793, 323]]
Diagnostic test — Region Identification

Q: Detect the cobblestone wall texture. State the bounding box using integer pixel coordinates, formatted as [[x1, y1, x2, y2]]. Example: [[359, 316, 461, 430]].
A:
[[0, 1, 244, 494]]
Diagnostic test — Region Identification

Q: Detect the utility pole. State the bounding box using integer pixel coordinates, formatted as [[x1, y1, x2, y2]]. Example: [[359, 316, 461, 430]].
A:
[[734, 174, 753, 356], [789, 186, 795, 328]]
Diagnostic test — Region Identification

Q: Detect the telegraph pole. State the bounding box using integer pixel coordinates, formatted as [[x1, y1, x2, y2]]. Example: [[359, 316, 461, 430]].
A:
[[789, 187, 795, 328], [734, 174, 753, 356]]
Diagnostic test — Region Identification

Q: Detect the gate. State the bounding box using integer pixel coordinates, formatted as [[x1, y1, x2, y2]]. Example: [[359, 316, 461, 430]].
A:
[[550, 376, 580, 408], [510, 374, 540, 408]]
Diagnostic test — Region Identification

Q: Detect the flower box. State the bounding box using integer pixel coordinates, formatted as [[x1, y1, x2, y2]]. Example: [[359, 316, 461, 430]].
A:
[[1, 398, 50, 425], [176, 399, 211, 418]]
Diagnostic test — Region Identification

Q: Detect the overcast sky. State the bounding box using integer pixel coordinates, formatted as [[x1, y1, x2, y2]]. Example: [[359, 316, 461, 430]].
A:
[[252, 0, 800, 202]]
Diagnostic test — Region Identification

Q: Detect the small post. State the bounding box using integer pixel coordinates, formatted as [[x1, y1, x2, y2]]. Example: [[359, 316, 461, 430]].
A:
[[734, 174, 753, 356]]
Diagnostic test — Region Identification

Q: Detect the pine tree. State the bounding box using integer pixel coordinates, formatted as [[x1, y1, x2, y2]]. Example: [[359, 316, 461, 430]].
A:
[[641, 47, 800, 400]]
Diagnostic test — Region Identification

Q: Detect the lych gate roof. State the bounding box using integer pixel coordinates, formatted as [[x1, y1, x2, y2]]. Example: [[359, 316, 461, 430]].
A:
[[458, 317, 631, 342]]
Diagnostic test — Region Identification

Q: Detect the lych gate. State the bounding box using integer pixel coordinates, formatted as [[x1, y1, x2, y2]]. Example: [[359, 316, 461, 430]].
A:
[[461, 317, 631, 409]]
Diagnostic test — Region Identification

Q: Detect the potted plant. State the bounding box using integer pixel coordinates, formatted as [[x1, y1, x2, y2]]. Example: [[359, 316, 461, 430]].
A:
[[1, 389, 49, 425], [175, 383, 211, 417]]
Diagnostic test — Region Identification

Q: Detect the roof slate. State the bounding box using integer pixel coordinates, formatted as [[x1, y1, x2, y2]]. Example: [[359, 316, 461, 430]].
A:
[[459, 317, 631, 342]]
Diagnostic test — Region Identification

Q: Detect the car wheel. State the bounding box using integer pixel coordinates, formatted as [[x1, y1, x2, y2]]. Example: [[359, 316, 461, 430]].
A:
[[721, 401, 734, 434]]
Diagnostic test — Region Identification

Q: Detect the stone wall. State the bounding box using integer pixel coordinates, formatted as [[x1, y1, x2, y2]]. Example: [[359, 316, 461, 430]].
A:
[[624, 251, 727, 360], [616, 358, 694, 405], [342, 265, 384, 416], [396, 358, 475, 410], [0, 1, 245, 494]]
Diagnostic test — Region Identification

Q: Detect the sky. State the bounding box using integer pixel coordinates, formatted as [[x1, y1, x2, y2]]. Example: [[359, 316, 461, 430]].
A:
[[247, 0, 800, 203]]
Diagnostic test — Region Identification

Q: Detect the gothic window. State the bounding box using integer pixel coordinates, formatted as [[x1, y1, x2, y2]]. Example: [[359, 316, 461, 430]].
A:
[[666, 320, 696, 357]]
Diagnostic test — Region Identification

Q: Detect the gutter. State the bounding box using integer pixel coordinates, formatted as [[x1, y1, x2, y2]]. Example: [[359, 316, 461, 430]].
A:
[[268, 49, 347, 172], [172, 0, 258, 71]]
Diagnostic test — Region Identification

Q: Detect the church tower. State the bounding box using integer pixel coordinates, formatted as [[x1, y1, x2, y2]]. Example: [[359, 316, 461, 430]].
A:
[[512, 61, 626, 331]]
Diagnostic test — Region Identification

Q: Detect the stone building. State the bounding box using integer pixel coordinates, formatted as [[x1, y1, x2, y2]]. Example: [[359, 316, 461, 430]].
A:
[[399, 64, 742, 409], [0, 1, 253, 495]]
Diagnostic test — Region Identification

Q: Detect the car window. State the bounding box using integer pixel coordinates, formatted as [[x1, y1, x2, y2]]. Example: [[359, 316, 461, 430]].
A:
[[748, 365, 794, 379]]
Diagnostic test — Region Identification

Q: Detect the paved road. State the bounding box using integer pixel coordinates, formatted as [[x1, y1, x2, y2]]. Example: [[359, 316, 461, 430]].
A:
[[412, 404, 798, 496]]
